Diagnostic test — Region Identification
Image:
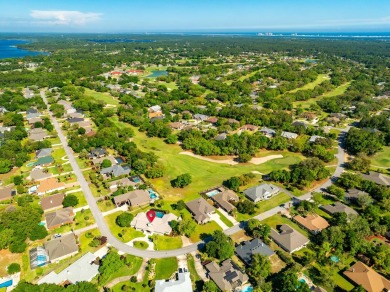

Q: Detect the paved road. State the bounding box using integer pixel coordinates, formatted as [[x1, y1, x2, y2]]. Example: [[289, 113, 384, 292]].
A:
[[42, 91, 349, 258]]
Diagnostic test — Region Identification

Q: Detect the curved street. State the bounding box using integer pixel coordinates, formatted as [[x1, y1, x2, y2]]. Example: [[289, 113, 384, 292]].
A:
[[42, 91, 348, 258]]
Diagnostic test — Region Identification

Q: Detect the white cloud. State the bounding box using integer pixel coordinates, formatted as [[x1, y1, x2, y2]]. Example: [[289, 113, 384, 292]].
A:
[[30, 10, 102, 26]]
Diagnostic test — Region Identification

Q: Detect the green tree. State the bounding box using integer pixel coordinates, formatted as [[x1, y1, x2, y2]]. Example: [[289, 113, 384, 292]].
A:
[[205, 230, 234, 260], [145, 165, 164, 179], [223, 176, 241, 191], [175, 200, 186, 211], [101, 159, 112, 168], [202, 280, 219, 292], [116, 212, 134, 227], [99, 251, 125, 283], [13, 175, 23, 185], [248, 254, 271, 284], [171, 173, 192, 188], [0, 159, 12, 173], [237, 200, 255, 214], [62, 194, 79, 207], [178, 218, 197, 236], [166, 134, 178, 144], [29, 225, 48, 241], [348, 153, 371, 172], [7, 263, 21, 274]]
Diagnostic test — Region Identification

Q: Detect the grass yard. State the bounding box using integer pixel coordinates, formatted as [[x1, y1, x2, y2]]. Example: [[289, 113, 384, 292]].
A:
[[70, 191, 88, 208], [260, 214, 309, 237], [215, 210, 234, 227], [371, 146, 390, 168], [190, 220, 222, 242], [78, 228, 102, 252], [153, 257, 178, 280], [230, 229, 252, 244], [100, 254, 143, 286], [104, 211, 144, 242], [237, 192, 291, 221], [0, 250, 23, 277], [133, 241, 149, 250], [153, 235, 183, 250], [84, 88, 120, 106], [120, 121, 303, 202], [187, 254, 201, 290]]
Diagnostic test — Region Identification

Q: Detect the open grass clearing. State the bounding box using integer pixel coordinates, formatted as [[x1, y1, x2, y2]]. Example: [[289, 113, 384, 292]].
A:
[[371, 146, 390, 169], [190, 220, 222, 242], [104, 211, 144, 242], [153, 257, 178, 280], [289, 74, 330, 94], [236, 192, 291, 221], [153, 235, 183, 251], [83, 88, 119, 106], [119, 120, 303, 202]]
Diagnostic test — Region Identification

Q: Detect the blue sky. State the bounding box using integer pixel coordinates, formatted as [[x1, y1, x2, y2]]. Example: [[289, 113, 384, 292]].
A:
[[1, 0, 389, 33]]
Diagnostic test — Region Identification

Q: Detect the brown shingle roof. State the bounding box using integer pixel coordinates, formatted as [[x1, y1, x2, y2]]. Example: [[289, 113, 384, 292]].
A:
[[113, 190, 150, 207], [40, 193, 65, 211], [212, 190, 239, 213], [293, 214, 329, 233], [186, 198, 215, 223], [344, 261, 390, 292], [45, 207, 74, 229], [0, 186, 13, 202], [270, 224, 310, 253], [37, 178, 65, 195], [44, 233, 78, 261]]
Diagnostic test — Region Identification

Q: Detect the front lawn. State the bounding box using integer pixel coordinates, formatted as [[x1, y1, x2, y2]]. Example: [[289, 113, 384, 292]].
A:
[[215, 210, 234, 227], [104, 211, 144, 242], [190, 220, 222, 242], [152, 235, 182, 250], [100, 254, 143, 286], [153, 257, 178, 280], [260, 214, 309, 237], [237, 192, 291, 221], [133, 241, 149, 250]]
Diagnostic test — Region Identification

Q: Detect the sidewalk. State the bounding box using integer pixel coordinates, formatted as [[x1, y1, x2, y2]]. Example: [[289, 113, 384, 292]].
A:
[[210, 213, 229, 230]]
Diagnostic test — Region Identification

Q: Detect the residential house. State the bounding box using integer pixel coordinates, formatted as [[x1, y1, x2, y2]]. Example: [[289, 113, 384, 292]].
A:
[[343, 261, 390, 292], [241, 124, 259, 132], [215, 133, 227, 141], [194, 114, 210, 122], [28, 128, 49, 142], [0, 186, 14, 202], [235, 239, 274, 265], [281, 131, 298, 139], [28, 117, 43, 126], [40, 193, 66, 212], [113, 189, 150, 207], [57, 100, 76, 115], [91, 155, 117, 166], [45, 207, 74, 229], [37, 178, 65, 196], [29, 246, 48, 269], [155, 269, 192, 292], [309, 135, 324, 143], [130, 210, 178, 235], [34, 155, 54, 167], [244, 183, 279, 203], [211, 189, 239, 213], [360, 171, 390, 186], [186, 198, 215, 224], [100, 165, 131, 179], [292, 121, 308, 129], [321, 202, 359, 216], [293, 214, 329, 234], [270, 224, 310, 253], [189, 75, 200, 84], [259, 127, 276, 138], [148, 105, 164, 119], [205, 117, 218, 124], [24, 88, 35, 99], [68, 111, 84, 119], [205, 260, 249, 291], [38, 252, 100, 285], [0, 126, 15, 137], [89, 148, 106, 159], [44, 233, 78, 262], [26, 108, 40, 119], [109, 177, 138, 191], [29, 168, 51, 181], [169, 122, 185, 130], [36, 148, 53, 158], [345, 188, 369, 203], [68, 117, 84, 124]]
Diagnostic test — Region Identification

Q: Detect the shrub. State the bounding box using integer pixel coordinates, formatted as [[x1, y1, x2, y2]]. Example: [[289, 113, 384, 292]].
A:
[[7, 263, 21, 274], [116, 212, 134, 227]]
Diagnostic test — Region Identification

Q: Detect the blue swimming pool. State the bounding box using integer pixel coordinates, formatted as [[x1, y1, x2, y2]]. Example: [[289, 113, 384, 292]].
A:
[[330, 255, 340, 263], [240, 286, 253, 292], [299, 279, 306, 283], [155, 211, 165, 218], [206, 189, 221, 197], [132, 176, 142, 183]]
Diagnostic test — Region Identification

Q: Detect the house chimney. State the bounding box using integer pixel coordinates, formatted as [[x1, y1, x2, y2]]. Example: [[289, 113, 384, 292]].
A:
[[50, 200, 53, 204], [352, 268, 355, 272]]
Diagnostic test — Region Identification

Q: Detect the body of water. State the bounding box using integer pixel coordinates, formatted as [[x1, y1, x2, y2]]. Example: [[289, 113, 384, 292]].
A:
[[0, 39, 47, 59], [147, 70, 168, 78]]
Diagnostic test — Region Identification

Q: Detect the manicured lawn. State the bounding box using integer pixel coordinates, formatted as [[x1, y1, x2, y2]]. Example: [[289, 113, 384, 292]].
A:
[[78, 228, 102, 252], [190, 221, 222, 242], [84, 88, 119, 106], [153, 257, 178, 280], [215, 210, 234, 227], [371, 146, 390, 168], [153, 235, 183, 250], [100, 254, 143, 286], [187, 254, 200, 282], [236, 192, 291, 221], [70, 191, 88, 208], [260, 214, 309, 237], [97, 199, 116, 212], [104, 211, 144, 242], [322, 81, 351, 98], [289, 74, 330, 93], [119, 121, 303, 202], [133, 241, 149, 250], [50, 208, 95, 235]]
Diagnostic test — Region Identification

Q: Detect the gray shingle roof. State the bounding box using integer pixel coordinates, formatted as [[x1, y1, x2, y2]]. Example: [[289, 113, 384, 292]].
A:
[[235, 238, 274, 265], [243, 183, 278, 202]]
